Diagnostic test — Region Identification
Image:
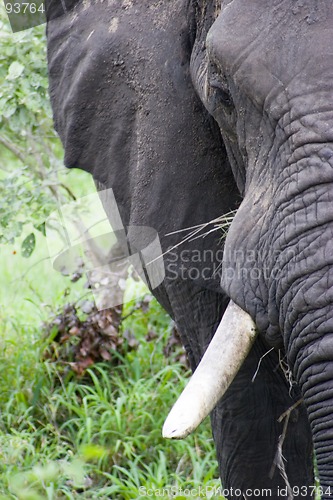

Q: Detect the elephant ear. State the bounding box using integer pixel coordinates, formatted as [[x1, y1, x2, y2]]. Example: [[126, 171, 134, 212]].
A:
[[46, 1, 238, 200], [46, 0, 240, 299], [46, 2, 137, 187]]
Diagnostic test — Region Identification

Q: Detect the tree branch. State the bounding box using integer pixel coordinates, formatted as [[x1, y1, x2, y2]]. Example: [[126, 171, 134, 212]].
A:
[[0, 134, 28, 165]]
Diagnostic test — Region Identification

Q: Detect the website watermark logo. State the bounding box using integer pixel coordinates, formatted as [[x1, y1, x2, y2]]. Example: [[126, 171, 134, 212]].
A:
[[45, 188, 165, 311]]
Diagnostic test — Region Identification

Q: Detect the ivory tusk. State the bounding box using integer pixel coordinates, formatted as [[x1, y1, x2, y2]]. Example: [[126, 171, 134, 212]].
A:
[[162, 301, 257, 439]]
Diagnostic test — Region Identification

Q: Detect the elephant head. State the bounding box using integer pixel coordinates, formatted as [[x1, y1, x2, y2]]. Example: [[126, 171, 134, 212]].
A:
[[46, 0, 332, 497], [169, 0, 333, 494]]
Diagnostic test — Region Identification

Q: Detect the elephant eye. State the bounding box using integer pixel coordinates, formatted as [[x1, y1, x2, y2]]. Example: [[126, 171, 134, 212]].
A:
[[208, 63, 233, 108], [210, 79, 233, 107]]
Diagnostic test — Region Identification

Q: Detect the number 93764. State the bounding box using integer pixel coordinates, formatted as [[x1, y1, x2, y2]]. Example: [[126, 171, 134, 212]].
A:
[[5, 2, 45, 15]]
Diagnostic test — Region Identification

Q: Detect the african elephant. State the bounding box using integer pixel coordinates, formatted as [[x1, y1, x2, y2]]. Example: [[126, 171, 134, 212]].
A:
[[45, 0, 333, 497]]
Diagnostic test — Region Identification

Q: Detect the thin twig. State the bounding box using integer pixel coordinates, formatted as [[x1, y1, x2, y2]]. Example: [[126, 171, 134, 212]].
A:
[[270, 411, 293, 499], [278, 399, 303, 423], [149, 216, 228, 265], [11, 256, 51, 283], [269, 399, 303, 500], [0, 134, 27, 164], [59, 182, 76, 201], [278, 349, 294, 394], [251, 347, 274, 382]]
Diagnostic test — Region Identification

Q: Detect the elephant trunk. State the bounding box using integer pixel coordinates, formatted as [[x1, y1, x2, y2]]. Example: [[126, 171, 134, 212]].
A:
[[284, 287, 333, 493], [270, 148, 333, 493], [293, 335, 333, 495]]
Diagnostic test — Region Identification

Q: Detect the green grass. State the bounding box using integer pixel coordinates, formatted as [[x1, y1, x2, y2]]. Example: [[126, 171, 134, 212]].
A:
[[0, 171, 221, 499]]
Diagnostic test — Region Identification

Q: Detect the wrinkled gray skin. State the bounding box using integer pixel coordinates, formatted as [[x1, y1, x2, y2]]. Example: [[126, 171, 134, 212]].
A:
[[45, 0, 333, 497], [196, 1, 333, 496]]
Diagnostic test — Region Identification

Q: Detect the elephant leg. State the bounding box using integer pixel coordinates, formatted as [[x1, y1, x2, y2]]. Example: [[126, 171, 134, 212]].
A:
[[211, 338, 314, 499]]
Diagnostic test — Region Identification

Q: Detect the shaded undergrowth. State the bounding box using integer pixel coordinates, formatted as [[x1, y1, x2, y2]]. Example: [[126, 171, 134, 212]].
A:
[[0, 296, 220, 499]]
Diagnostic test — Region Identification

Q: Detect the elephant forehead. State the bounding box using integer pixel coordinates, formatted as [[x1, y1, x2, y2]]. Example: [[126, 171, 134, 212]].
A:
[[207, 0, 333, 103]]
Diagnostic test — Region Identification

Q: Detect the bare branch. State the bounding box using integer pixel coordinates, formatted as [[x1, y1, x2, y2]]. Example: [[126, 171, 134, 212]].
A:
[[0, 134, 27, 165], [278, 399, 303, 423]]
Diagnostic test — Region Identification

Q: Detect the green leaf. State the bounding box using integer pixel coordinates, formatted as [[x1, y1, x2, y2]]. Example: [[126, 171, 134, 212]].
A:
[[6, 61, 24, 80], [34, 222, 46, 236], [21, 232, 36, 258], [79, 444, 109, 461]]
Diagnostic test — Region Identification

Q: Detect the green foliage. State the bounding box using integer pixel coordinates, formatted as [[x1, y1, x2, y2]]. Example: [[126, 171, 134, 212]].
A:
[[0, 19, 49, 125], [0, 7, 70, 251], [0, 247, 222, 492], [0, 300, 221, 499], [0, 235, 221, 498]]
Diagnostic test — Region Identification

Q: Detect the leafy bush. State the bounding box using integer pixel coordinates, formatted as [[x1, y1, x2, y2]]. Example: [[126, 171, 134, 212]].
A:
[[0, 7, 72, 252]]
